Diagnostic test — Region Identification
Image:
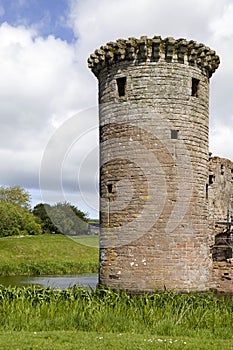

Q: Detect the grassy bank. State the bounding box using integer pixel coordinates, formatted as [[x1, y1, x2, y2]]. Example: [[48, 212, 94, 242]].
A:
[[0, 331, 232, 350], [72, 235, 99, 248], [0, 286, 232, 349], [0, 234, 99, 275]]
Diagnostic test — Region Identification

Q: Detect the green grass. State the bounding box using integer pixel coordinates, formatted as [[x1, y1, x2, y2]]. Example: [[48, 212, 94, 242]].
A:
[[72, 235, 99, 248], [0, 331, 232, 350], [0, 286, 232, 337], [0, 286, 233, 349], [88, 219, 99, 224], [0, 233, 232, 349], [0, 234, 99, 275]]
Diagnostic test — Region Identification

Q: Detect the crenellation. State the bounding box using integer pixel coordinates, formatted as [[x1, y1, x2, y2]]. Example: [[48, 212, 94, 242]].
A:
[[88, 36, 220, 78], [151, 38, 161, 61], [175, 39, 188, 63], [102, 45, 114, 64], [137, 36, 149, 61], [125, 39, 137, 60], [165, 37, 176, 62], [114, 40, 126, 61]]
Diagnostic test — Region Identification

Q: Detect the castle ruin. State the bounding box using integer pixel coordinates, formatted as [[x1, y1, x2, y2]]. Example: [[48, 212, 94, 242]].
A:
[[88, 35, 233, 292]]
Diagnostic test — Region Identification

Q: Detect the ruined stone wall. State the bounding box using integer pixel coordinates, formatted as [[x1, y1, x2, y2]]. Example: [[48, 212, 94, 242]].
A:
[[208, 156, 233, 291], [212, 262, 233, 292], [208, 156, 233, 226], [89, 36, 220, 292]]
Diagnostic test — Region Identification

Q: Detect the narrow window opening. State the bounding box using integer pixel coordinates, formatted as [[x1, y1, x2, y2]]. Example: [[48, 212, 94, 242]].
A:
[[171, 130, 179, 139], [206, 184, 208, 200], [192, 78, 200, 97], [107, 184, 113, 194], [212, 232, 233, 261], [221, 164, 224, 175], [209, 174, 215, 185], [117, 77, 126, 97]]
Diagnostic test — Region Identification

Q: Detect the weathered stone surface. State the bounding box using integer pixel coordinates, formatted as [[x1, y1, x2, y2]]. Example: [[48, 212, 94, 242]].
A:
[[88, 36, 220, 78], [87, 35, 232, 293], [208, 156, 233, 291], [208, 156, 233, 227]]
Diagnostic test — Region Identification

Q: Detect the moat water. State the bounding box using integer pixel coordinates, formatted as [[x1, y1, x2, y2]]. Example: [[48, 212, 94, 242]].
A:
[[0, 273, 98, 289]]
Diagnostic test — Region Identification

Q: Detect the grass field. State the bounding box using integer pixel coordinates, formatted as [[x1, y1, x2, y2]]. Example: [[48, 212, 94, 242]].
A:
[[0, 286, 233, 349], [0, 234, 99, 275], [0, 234, 233, 349], [0, 331, 232, 350], [72, 235, 99, 248]]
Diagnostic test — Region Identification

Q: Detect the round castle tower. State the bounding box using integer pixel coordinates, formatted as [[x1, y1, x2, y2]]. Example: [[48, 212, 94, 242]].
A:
[[88, 36, 220, 292]]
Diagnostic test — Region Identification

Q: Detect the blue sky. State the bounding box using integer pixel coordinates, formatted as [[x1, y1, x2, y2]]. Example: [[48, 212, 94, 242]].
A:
[[0, 0, 232, 219], [0, 0, 75, 42]]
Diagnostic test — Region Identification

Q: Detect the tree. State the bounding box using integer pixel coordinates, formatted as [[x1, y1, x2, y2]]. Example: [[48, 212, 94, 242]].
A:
[[0, 185, 31, 209], [33, 202, 89, 235], [32, 203, 59, 234], [0, 186, 42, 237], [0, 202, 42, 237]]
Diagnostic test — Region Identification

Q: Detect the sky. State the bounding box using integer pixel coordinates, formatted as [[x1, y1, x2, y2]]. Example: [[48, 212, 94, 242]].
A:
[[0, 0, 232, 218]]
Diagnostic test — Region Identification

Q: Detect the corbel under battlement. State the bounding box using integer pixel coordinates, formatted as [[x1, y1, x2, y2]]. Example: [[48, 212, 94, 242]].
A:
[[88, 35, 220, 78]]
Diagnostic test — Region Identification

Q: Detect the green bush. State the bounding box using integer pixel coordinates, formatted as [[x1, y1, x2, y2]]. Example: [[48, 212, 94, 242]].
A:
[[0, 202, 42, 237]]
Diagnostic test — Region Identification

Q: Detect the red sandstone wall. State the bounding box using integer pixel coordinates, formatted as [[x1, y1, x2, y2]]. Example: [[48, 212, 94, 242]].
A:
[[89, 36, 220, 292], [212, 261, 233, 292]]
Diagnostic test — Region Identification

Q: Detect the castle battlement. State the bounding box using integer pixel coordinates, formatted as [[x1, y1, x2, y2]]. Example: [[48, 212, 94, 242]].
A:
[[88, 36, 220, 78]]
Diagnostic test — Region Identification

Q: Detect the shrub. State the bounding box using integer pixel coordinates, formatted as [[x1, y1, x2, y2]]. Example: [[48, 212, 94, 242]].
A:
[[0, 202, 42, 237]]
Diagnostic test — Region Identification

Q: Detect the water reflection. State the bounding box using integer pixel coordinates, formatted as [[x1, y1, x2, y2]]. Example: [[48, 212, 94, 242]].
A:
[[0, 273, 98, 289]]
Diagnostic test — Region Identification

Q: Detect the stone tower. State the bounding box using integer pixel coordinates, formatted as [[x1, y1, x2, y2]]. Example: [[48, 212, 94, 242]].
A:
[[88, 36, 220, 292]]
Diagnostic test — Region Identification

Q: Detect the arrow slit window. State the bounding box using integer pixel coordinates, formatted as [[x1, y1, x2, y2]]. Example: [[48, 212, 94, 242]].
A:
[[192, 78, 200, 97], [116, 77, 127, 97]]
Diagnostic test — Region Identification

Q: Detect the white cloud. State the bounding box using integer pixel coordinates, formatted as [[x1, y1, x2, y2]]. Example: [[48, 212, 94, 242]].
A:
[[0, 22, 93, 140], [210, 122, 233, 160], [209, 3, 233, 39], [0, 22, 97, 199], [68, 0, 225, 57]]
